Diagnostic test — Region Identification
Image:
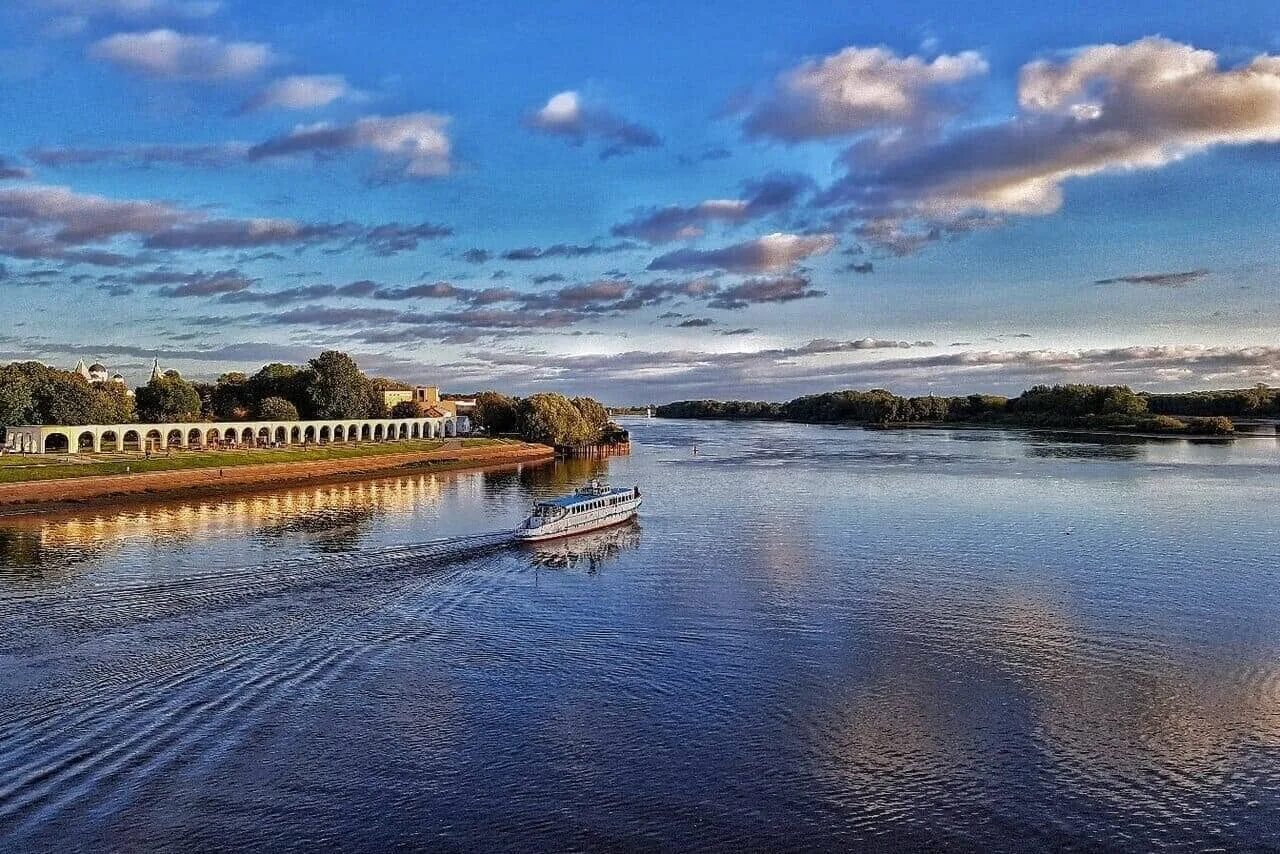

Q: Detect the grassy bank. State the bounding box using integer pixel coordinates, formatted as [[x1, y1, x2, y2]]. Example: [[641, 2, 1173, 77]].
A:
[[0, 438, 510, 484]]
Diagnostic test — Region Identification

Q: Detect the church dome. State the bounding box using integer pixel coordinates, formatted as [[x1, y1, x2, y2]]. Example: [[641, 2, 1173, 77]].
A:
[[89, 363, 107, 373]]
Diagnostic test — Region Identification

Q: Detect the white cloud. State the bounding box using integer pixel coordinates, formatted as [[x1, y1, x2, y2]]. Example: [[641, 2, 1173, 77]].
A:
[[89, 29, 273, 81], [528, 90, 660, 158], [241, 74, 357, 112], [742, 45, 988, 141], [647, 232, 837, 273], [247, 113, 452, 178], [826, 38, 1280, 221]]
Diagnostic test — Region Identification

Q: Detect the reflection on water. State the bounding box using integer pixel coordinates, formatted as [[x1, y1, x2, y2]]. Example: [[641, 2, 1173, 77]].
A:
[[524, 521, 642, 572], [1, 421, 1279, 850]]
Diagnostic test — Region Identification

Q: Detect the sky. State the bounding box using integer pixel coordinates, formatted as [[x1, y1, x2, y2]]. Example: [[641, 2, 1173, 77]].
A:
[[4, 0, 1280, 403]]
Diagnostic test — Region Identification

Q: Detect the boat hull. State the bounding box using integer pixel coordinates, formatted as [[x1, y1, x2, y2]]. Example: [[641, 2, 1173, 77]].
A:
[[515, 499, 641, 542]]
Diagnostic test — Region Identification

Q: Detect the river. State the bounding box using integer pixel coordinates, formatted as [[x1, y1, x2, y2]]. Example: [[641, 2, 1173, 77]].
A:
[[1, 418, 1278, 851]]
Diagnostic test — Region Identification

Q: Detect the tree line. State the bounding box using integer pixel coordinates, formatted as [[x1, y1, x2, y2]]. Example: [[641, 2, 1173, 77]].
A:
[[1, 351, 413, 427], [0, 351, 619, 448], [657, 384, 1240, 436]]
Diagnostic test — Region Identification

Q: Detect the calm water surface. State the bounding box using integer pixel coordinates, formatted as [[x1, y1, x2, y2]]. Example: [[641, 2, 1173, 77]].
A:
[[1, 419, 1278, 851]]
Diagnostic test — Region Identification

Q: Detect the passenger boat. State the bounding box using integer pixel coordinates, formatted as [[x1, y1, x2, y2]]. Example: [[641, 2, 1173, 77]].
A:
[[515, 480, 642, 542]]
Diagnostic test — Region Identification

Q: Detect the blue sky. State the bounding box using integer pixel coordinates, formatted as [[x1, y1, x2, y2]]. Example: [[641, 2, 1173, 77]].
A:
[[4, 0, 1280, 402]]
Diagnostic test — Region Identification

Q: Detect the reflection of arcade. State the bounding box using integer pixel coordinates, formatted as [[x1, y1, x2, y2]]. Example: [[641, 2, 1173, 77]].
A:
[[525, 521, 641, 573]]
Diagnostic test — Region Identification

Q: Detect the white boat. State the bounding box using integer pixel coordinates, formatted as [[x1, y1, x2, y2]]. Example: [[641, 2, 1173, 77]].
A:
[[516, 480, 642, 542]]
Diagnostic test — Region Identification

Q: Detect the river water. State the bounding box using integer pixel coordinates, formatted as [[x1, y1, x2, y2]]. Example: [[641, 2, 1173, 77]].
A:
[[1, 419, 1278, 851]]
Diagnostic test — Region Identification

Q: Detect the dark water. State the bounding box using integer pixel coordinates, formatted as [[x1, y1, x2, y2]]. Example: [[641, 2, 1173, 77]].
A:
[[2, 419, 1279, 851]]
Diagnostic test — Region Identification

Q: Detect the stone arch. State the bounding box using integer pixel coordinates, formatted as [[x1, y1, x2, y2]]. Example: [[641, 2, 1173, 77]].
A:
[[360, 423, 371, 441], [224, 427, 238, 443], [305, 425, 317, 443], [166, 428, 183, 448], [145, 429, 163, 450], [188, 428, 203, 447], [257, 426, 271, 445], [76, 430, 96, 452], [398, 422, 409, 439], [332, 425, 345, 442], [206, 428, 220, 446], [100, 430, 119, 452], [44, 432, 70, 453], [411, 422, 421, 439], [123, 429, 142, 451], [373, 424, 384, 441], [444, 419, 456, 438], [290, 425, 301, 444], [274, 426, 287, 444], [242, 427, 255, 445]]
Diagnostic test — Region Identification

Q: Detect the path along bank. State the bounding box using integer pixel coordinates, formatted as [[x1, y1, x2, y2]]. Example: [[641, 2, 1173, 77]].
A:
[[0, 440, 554, 515]]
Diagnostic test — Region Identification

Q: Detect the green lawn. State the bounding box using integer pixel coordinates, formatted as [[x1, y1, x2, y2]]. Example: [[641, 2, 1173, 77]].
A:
[[0, 438, 510, 484]]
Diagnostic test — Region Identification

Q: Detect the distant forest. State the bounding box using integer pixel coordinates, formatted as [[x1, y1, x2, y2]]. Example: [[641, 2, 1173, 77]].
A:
[[654, 384, 1275, 436]]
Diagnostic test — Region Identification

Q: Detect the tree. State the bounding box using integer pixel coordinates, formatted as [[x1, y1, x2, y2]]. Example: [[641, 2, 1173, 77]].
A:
[[257, 396, 300, 421], [389, 400, 421, 418], [88, 382, 135, 423], [0, 364, 35, 427], [135, 374, 201, 422], [305, 351, 372, 419], [518, 393, 596, 445], [571, 396, 611, 437], [473, 391, 519, 434], [248, 363, 311, 416], [210, 372, 250, 419]]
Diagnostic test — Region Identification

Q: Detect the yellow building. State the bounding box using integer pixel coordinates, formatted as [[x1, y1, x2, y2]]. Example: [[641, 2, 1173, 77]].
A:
[[383, 385, 476, 417]]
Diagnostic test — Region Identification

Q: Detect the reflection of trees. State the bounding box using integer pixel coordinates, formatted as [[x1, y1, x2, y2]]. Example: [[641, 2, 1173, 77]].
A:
[[524, 522, 641, 573], [1025, 434, 1144, 461]]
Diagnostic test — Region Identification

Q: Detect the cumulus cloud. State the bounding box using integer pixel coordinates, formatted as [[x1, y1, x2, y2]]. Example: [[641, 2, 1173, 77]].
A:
[[247, 112, 452, 178], [707, 274, 826, 309], [89, 29, 273, 81], [240, 74, 358, 113], [528, 90, 661, 158], [1095, 269, 1209, 287], [741, 45, 987, 141], [611, 173, 811, 243], [823, 38, 1280, 225], [648, 232, 837, 273]]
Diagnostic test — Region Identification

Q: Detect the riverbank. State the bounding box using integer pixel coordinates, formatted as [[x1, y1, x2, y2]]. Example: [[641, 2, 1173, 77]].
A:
[[0, 439, 553, 514]]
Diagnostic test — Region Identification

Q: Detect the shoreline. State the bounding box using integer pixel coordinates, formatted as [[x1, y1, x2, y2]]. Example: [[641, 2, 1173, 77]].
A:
[[642, 415, 1272, 441], [0, 441, 554, 517]]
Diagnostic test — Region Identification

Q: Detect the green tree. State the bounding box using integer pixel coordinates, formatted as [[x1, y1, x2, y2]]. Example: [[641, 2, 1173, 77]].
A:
[[88, 382, 136, 423], [389, 400, 421, 418], [472, 391, 519, 433], [135, 373, 201, 422], [518, 393, 596, 445], [247, 363, 311, 416], [571, 396, 611, 438], [257, 396, 300, 421], [305, 351, 373, 419], [0, 364, 35, 426], [210, 372, 251, 419]]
